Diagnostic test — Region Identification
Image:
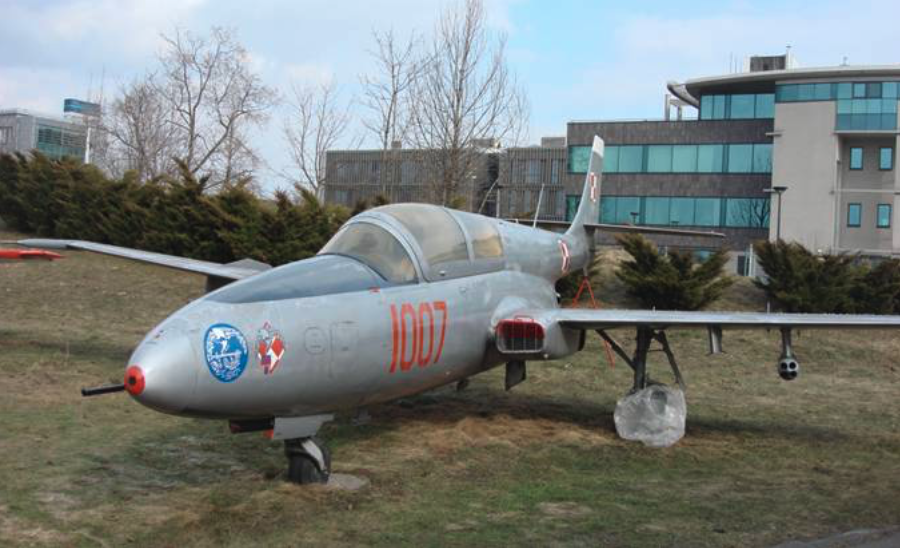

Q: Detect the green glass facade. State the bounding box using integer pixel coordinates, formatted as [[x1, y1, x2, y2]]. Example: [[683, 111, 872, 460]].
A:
[[775, 81, 900, 131], [700, 93, 775, 120], [35, 125, 86, 160], [568, 143, 772, 174], [566, 195, 769, 229]]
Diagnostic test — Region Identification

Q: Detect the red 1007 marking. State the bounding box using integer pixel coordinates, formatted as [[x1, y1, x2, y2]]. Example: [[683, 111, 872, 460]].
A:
[[389, 300, 448, 373]]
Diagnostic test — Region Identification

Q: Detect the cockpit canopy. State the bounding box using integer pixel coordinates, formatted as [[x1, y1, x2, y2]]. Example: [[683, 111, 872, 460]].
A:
[[319, 222, 417, 283], [321, 204, 505, 283]]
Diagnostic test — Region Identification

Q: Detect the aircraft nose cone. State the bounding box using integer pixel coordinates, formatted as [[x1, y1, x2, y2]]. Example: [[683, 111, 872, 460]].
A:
[[124, 365, 145, 396], [127, 330, 198, 414]]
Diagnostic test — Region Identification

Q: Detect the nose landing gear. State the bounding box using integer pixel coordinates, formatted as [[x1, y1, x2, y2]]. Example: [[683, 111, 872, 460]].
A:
[[285, 437, 331, 484]]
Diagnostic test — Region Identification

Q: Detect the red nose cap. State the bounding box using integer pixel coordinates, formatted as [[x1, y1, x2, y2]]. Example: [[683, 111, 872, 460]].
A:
[[124, 366, 145, 396]]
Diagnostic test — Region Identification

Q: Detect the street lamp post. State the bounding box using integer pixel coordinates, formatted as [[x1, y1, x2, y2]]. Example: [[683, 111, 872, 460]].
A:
[[764, 186, 788, 241]]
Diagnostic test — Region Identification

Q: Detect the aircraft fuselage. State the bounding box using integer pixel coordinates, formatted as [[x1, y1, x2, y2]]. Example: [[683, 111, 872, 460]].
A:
[[127, 214, 584, 420]]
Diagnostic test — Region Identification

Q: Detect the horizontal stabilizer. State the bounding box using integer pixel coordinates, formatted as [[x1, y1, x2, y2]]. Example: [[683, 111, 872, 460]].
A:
[[507, 219, 725, 239]]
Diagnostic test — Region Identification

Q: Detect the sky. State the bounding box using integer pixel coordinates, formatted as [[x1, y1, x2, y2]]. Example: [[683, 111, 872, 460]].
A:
[[3, 0, 900, 193]]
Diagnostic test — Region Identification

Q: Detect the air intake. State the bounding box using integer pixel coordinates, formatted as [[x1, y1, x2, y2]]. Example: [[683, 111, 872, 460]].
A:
[[496, 317, 545, 353]]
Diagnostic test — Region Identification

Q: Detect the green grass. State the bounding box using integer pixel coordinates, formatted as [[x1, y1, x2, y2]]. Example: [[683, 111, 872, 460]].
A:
[[2, 233, 900, 547]]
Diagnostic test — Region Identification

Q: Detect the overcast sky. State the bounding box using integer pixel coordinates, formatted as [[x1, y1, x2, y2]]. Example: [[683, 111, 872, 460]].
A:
[[3, 0, 900, 192]]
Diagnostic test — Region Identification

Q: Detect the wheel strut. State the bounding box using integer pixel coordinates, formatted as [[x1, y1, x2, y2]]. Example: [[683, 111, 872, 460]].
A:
[[596, 327, 686, 392], [284, 436, 331, 484]]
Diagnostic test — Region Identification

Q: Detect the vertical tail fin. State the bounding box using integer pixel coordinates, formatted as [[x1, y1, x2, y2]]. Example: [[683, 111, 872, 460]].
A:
[[566, 136, 604, 236]]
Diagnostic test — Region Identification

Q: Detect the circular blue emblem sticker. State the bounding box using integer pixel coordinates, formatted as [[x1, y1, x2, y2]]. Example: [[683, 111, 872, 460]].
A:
[[204, 323, 249, 383]]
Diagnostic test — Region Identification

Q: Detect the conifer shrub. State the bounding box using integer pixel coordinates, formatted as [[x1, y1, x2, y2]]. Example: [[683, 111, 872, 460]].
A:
[[615, 233, 733, 310], [0, 152, 350, 267], [754, 240, 900, 314]]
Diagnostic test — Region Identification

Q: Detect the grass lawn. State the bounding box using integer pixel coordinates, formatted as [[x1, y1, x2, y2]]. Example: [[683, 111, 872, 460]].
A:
[[1, 235, 899, 547]]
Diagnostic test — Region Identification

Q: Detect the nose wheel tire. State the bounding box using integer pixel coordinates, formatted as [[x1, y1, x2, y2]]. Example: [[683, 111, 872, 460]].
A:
[[284, 436, 331, 484]]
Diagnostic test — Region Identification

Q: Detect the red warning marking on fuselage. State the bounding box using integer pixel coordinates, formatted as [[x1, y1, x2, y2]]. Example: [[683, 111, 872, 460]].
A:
[[558, 240, 571, 274], [388, 300, 448, 374], [589, 173, 598, 202]]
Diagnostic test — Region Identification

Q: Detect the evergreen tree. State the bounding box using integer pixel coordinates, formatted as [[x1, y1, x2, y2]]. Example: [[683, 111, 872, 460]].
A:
[[753, 240, 860, 313], [615, 234, 733, 310]]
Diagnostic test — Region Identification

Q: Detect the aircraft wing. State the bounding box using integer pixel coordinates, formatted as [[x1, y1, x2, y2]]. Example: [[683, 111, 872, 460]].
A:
[[536, 308, 900, 330], [495, 307, 900, 386], [18, 239, 270, 289]]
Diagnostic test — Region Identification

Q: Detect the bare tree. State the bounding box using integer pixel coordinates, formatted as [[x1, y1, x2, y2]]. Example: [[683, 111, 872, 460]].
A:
[[360, 29, 422, 195], [155, 27, 276, 189], [283, 81, 353, 195], [407, 0, 529, 206], [215, 124, 262, 190], [101, 75, 180, 180]]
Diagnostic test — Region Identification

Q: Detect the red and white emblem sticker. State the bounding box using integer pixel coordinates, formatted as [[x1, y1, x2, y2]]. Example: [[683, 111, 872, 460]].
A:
[[589, 173, 598, 202], [256, 322, 286, 375], [558, 240, 571, 274]]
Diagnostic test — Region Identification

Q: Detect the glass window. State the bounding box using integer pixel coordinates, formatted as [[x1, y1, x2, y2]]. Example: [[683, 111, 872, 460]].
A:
[[777, 84, 798, 102], [727, 144, 753, 173], [320, 223, 418, 283], [525, 160, 541, 184], [672, 145, 698, 172], [669, 198, 695, 226], [599, 196, 615, 222], [567, 145, 591, 173], [694, 198, 721, 227], [566, 195, 581, 222], [386, 204, 469, 266], [605, 146, 620, 173], [700, 96, 713, 120], [550, 159, 560, 184], [697, 144, 724, 173], [850, 147, 863, 170], [713, 95, 727, 119], [836, 114, 852, 130], [755, 94, 775, 118], [837, 82, 853, 99], [884, 82, 898, 99], [853, 83, 867, 98], [877, 204, 892, 228], [726, 198, 769, 228], [645, 197, 670, 225], [457, 212, 504, 259], [730, 94, 756, 119], [618, 145, 644, 172], [866, 98, 882, 114], [880, 147, 894, 170], [615, 197, 642, 224], [752, 144, 773, 173], [837, 99, 852, 114], [647, 145, 672, 173], [797, 84, 815, 101], [401, 161, 418, 184], [814, 83, 833, 100], [847, 203, 862, 227], [867, 83, 882, 98]]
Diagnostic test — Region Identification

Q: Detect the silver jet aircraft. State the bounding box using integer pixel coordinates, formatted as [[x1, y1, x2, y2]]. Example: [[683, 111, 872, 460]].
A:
[[23, 137, 900, 484]]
